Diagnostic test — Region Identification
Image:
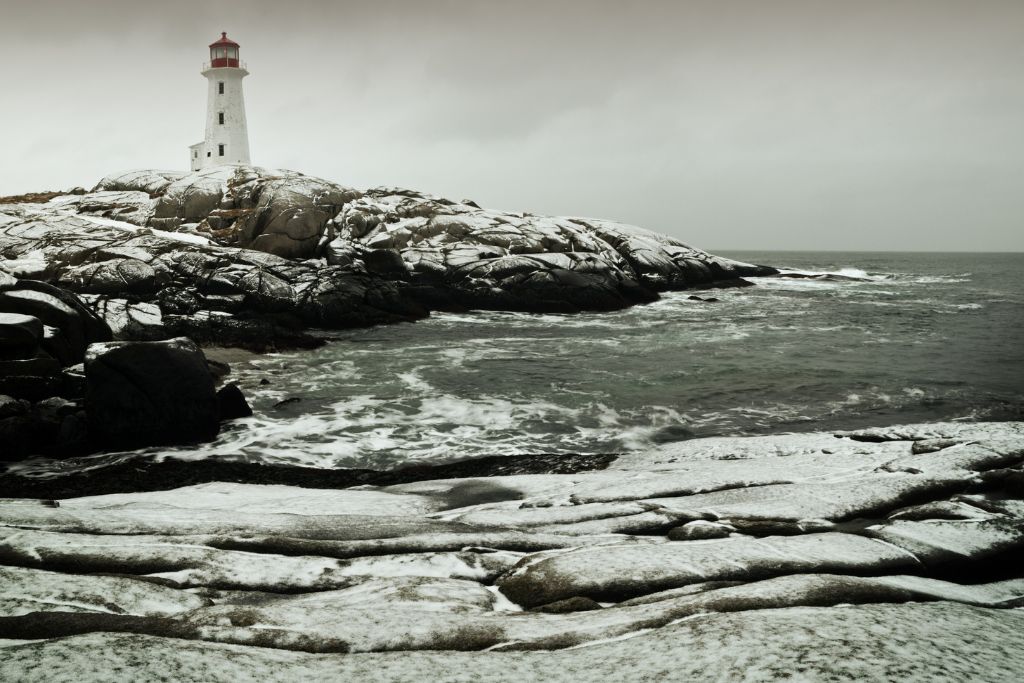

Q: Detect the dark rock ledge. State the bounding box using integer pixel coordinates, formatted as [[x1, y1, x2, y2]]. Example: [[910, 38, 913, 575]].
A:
[[0, 452, 617, 501], [0, 274, 251, 460]]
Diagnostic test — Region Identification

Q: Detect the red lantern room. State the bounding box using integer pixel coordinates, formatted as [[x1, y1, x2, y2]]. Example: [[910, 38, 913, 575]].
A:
[[208, 32, 241, 68]]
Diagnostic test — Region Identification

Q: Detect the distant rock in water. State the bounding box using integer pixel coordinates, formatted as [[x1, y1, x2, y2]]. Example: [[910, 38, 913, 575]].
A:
[[1, 165, 777, 344], [774, 269, 874, 282]]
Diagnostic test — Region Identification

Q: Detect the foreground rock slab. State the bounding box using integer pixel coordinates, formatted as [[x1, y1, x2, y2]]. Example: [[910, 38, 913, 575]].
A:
[[3, 602, 1023, 682], [1, 421, 1022, 679]]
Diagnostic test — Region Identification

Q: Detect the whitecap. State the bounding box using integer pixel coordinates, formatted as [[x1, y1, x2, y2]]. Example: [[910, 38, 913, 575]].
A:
[[773, 267, 886, 282], [908, 275, 972, 284], [396, 369, 435, 393]]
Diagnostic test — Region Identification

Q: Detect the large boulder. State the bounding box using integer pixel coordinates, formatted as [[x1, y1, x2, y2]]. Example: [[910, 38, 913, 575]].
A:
[[48, 190, 157, 227], [58, 258, 166, 296], [228, 168, 361, 259], [92, 169, 187, 197], [79, 297, 165, 341], [120, 166, 362, 258], [84, 337, 219, 450], [0, 393, 88, 461], [151, 167, 232, 228]]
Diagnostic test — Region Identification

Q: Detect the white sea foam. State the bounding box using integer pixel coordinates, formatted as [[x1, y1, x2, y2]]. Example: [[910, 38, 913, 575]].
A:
[[396, 369, 435, 393], [908, 274, 972, 284], [775, 267, 884, 281], [753, 278, 859, 292], [11, 251, 1014, 477]]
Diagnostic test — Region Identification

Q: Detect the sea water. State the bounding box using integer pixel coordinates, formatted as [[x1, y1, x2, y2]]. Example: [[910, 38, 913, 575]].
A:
[[23, 252, 1024, 472]]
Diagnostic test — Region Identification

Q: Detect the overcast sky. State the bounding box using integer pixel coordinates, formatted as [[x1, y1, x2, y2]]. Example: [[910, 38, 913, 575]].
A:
[[1, 0, 1021, 251]]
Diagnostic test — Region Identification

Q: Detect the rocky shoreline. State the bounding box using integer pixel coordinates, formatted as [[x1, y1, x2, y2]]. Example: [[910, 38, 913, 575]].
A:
[[2, 165, 776, 346], [5, 167, 1021, 680], [2, 421, 1023, 680], [0, 277, 251, 461], [2, 164, 775, 461]]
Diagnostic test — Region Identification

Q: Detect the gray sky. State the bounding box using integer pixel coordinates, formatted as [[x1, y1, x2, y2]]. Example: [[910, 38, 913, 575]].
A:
[[1, 0, 1021, 251]]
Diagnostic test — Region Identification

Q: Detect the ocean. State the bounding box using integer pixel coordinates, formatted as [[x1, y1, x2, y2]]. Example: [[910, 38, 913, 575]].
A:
[[18, 251, 1024, 473]]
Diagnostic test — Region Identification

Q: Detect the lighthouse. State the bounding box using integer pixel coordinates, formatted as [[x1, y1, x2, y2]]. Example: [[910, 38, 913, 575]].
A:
[[189, 32, 251, 171]]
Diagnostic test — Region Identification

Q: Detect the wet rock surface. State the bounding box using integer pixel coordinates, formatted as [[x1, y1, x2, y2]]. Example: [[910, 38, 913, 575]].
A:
[[1, 421, 1022, 680]]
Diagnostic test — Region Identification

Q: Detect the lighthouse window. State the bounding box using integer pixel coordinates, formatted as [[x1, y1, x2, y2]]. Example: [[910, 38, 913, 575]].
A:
[[218, 82, 224, 94], [218, 144, 225, 157], [218, 112, 225, 125]]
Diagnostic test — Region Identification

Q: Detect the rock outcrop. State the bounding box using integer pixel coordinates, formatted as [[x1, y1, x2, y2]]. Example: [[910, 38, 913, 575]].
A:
[[0, 200, 428, 350], [0, 280, 112, 366], [1, 422, 1022, 680], [328, 190, 772, 312], [0, 165, 775, 342], [4, 603, 1022, 682], [0, 278, 111, 459], [0, 273, 250, 459]]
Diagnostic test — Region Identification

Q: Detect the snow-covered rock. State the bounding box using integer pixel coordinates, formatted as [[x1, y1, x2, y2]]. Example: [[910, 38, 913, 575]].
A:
[[3, 602, 1024, 681], [328, 186, 773, 312], [0, 565, 209, 617], [0, 201, 427, 353], [2, 421, 1022, 677], [89, 165, 777, 315], [497, 532, 916, 607]]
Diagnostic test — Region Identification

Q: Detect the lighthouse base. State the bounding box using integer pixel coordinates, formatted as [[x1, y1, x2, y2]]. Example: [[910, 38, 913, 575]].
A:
[[188, 142, 205, 172]]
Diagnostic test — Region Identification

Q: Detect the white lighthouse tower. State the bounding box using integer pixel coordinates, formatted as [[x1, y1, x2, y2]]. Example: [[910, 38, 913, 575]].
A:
[[189, 32, 251, 171]]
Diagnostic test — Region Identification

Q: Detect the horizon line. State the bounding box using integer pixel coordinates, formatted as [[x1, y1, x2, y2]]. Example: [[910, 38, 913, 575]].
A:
[[711, 248, 1024, 255]]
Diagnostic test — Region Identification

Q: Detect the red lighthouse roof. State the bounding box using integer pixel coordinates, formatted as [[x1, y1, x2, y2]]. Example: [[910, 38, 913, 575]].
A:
[[209, 32, 240, 49], [207, 32, 242, 69]]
